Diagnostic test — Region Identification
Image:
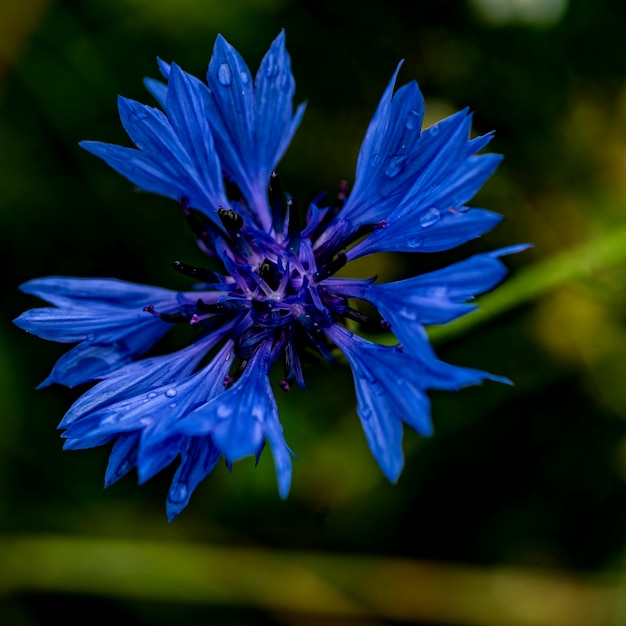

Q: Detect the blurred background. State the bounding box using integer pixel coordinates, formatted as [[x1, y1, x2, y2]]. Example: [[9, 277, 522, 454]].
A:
[[1, 0, 626, 624]]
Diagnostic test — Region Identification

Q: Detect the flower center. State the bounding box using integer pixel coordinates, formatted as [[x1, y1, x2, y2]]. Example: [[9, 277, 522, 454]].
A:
[[145, 176, 387, 389]]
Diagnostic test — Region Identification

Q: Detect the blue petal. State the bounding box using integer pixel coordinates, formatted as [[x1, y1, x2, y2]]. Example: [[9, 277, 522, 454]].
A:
[[331, 246, 526, 325], [14, 277, 193, 388], [80, 141, 189, 201], [166, 64, 227, 211], [254, 31, 306, 193], [104, 431, 141, 486], [338, 71, 503, 257], [18, 276, 181, 308], [64, 343, 231, 440], [178, 343, 293, 496], [166, 436, 222, 521], [343, 65, 427, 225], [205, 33, 304, 230], [144, 77, 168, 109], [348, 207, 502, 258], [206, 35, 260, 213], [117, 96, 222, 216], [59, 331, 226, 428], [36, 319, 171, 388], [326, 325, 435, 481], [379, 324, 511, 389]]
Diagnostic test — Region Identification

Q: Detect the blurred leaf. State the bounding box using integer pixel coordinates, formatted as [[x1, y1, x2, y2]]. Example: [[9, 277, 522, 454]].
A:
[[0, 534, 621, 626]]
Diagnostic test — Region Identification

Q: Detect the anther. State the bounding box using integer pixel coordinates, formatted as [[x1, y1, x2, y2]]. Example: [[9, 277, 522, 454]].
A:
[[181, 201, 218, 255], [259, 258, 280, 291], [218, 206, 244, 233], [313, 252, 347, 282], [172, 260, 222, 283], [287, 197, 301, 254], [269, 171, 285, 233], [343, 307, 386, 332], [143, 304, 190, 323]]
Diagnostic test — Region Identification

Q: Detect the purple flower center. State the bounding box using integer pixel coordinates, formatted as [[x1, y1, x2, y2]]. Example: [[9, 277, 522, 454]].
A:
[[157, 175, 383, 389]]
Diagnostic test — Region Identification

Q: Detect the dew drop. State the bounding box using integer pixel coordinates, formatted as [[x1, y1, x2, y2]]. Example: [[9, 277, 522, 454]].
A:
[[169, 402, 177, 409], [360, 406, 372, 421], [165, 388, 177, 398], [384, 155, 406, 178], [405, 110, 420, 130], [218, 63, 232, 85], [169, 480, 188, 504], [116, 460, 131, 478], [147, 391, 158, 399], [407, 237, 423, 249], [399, 307, 418, 321], [101, 412, 121, 426], [217, 403, 232, 419], [419, 208, 441, 228], [370, 153, 381, 168], [265, 57, 277, 78], [85, 333, 95, 342], [429, 124, 440, 137], [239, 71, 249, 84], [426, 286, 448, 298]]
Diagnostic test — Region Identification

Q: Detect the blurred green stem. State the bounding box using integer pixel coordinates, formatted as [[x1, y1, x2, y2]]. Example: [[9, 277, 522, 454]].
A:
[[0, 534, 622, 625], [429, 224, 626, 344]]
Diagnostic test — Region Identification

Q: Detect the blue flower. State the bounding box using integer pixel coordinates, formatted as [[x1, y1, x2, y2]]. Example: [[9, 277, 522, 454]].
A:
[[14, 31, 524, 520]]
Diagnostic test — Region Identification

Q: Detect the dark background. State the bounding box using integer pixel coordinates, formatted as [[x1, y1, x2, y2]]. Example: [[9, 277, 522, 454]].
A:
[[2, 0, 626, 624]]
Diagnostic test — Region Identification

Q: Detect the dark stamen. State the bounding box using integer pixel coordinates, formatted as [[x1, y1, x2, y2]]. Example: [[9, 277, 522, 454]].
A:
[[313, 252, 347, 282], [181, 200, 218, 255], [143, 304, 190, 323], [259, 258, 281, 291], [172, 260, 222, 283], [344, 307, 388, 332], [218, 206, 244, 234], [269, 171, 285, 234], [315, 221, 384, 266], [287, 197, 301, 255], [196, 298, 245, 314]]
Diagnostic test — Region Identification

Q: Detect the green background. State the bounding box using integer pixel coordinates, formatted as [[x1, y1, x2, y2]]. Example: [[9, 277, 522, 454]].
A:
[[2, 0, 626, 624]]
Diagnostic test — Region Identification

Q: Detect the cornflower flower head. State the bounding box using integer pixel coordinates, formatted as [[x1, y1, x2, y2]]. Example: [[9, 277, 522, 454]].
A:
[[15, 31, 524, 520]]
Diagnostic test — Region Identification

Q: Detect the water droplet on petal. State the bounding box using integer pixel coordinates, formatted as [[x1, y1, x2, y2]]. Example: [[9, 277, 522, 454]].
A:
[[147, 392, 158, 399], [399, 307, 418, 321], [420, 208, 441, 228], [217, 403, 232, 419], [116, 460, 131, 478], [360, 406, 372, 421], [265, 57, 277, 78], [218, 63, 232, 85], [85, 333, 95, 342], [169, 402, 177, 409], [165, 388, 177, 398], [384, 155, 406, 178], [429, 125, 440, 137], [426, 286, 448, 298], [370, 153, 381, 168], [407, 237, 423, 249], [239, 71, 249, 84], [169, 480, 188, 504], [101, 411, 121, 426], [406, 110, 421, 130]]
